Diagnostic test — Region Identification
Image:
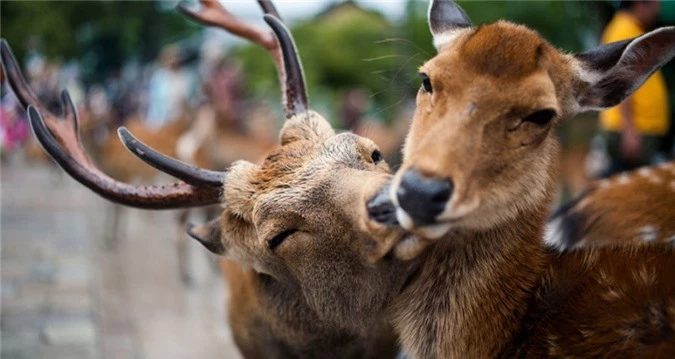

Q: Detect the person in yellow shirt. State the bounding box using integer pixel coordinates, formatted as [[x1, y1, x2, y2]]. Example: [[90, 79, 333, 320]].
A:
[[596, 0, 670, 176]]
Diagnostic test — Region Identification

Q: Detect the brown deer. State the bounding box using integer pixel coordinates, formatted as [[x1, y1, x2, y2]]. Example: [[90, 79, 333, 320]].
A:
[[365, 0, 675, 357], [1, 7, 410, 358], [546, 160, 675, 250]]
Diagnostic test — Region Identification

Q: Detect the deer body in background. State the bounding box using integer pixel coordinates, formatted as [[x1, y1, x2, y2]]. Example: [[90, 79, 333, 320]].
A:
[[366, 1, 675, 357], [546, 160, 675, 250], [1, 1, 409, 356]]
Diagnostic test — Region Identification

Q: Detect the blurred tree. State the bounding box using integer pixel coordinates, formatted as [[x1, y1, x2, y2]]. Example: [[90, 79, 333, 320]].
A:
[[232, 1, 402, 125], [1, 1, 199, 83]]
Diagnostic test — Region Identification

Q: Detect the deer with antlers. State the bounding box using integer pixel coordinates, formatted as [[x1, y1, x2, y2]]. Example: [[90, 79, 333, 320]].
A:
[[546, 160, 675, 250], [1, 1, 409, 357], [365, 0, 675, 357]]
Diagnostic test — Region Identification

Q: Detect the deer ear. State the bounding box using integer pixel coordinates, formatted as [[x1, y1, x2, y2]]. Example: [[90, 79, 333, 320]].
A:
[[574, 27, 675, 111], [428, 0, 472, 50], [280, 111, 335, 145], [187, 218, 224, 255]]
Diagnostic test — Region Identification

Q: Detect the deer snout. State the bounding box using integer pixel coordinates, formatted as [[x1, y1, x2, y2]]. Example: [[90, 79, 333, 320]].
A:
[[366, 181, 398, 226], [396, 169, 453, 226]]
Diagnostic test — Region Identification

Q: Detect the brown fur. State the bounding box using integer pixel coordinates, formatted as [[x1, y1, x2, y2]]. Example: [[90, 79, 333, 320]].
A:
[[373, 6, 675, 358], [211, 110, 411, 357], [547, 161, 675, 250]]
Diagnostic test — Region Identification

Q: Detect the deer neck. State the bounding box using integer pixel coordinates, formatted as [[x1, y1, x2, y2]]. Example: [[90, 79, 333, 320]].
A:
[[391, 205, 550, 358], [233, 271, 396, 358]]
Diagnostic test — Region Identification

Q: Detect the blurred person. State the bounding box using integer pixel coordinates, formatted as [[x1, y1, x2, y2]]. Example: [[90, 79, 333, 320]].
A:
[[24, 36, 45, 82], [145, 45, 194, 129], [0, 68, 29, 156], [177, 56, 276, 166], [60, 61, 85, 109], [590, 0, 670, 177]]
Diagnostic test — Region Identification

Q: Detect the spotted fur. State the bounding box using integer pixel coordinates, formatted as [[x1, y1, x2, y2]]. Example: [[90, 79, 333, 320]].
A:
[[547, 162, 675, 250]]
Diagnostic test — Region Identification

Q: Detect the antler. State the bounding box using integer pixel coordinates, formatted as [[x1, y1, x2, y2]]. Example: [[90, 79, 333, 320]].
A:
[[0, 39, 225, 209], [177, 0, 307, 118], [0, 0, 308, 209]]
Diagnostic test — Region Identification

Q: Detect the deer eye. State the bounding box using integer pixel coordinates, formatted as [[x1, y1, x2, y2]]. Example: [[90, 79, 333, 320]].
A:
[[268, 229, 298, 250], [523, 109, 556, 125], [419, 73, 432, 93], [371, 149, 383, 164]]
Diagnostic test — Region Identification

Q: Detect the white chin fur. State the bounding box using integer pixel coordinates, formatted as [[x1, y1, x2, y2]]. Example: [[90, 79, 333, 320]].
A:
[[417, 222, 452, 240], [397, 208, 452, 239], [396, 208, 414, 230]]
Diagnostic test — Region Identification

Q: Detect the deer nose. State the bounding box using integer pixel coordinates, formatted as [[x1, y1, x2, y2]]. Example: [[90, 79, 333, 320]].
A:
[[396, 169, 452, 225]]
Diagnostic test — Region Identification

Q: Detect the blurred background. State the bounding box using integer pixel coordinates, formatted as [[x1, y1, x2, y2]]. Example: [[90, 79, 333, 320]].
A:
[[1, 1, 674, 358]]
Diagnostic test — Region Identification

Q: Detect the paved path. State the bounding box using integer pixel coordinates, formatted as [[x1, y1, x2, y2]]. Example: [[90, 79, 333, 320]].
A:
[[1, 160, 241, 359]]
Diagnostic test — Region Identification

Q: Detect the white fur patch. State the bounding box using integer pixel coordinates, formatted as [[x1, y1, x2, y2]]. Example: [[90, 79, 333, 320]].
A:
[[617, 173, 631, 185], [416, 222, 452, 240], [636, 225, 658, 243], [573, 59, 604, 85], [396, 207, 414, 231], [432, 30, 463, 50], [543, 217, 564, 250]]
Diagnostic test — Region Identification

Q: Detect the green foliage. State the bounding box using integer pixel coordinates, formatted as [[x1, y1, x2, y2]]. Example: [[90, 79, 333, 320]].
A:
[[0, 1, 198, 82], [232, 2, 403, 124]]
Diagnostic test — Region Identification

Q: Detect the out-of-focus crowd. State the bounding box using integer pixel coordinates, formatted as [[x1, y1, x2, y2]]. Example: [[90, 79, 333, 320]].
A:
[[1, 36, 411, 173], [2, 37, 252, 158]]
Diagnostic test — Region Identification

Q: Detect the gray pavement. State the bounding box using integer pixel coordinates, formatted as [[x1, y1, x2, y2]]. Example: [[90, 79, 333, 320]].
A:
[[1, 160, 242, 359]]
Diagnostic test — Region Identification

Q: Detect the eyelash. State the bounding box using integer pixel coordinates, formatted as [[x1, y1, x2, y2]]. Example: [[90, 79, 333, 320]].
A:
[[268, 229, 298, 250]]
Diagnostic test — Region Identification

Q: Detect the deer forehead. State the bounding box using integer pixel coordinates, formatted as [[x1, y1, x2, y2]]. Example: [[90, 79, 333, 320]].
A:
[[423, 22, 563, 116], [251, 133, 372, 218], [459, 21, 548, 79]]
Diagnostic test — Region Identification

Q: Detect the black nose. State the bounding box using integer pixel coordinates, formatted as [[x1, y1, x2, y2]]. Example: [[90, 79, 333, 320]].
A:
[[396, 169, 452, 225], [367, 181, 398, 226]]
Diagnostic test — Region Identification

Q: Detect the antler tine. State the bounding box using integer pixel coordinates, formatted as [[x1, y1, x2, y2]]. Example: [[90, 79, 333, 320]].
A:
[[118, 127, 226, 187], [28, 106, 222, 209], [264, 15, 308, 117], [2, 39, 224, 209], [176, 0, 278, 52], [1, 39, 41, 109], [1, 39, 79, 137], [176, 0, 308, 118], [257, 0, 282, 19]]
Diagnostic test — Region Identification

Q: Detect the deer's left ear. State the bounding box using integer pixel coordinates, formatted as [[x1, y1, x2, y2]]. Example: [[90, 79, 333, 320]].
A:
[[574, 27, 675, 111], [187, 217, 224, 255], [428, 0, 472, 51]]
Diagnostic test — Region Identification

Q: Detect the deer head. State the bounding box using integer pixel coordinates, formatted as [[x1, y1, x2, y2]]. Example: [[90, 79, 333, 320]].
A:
[[367, 0, 675, 257], [1, 1, 410, 337]]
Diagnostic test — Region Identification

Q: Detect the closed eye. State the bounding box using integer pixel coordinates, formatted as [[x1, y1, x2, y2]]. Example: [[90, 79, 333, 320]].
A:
[[268, 229, 298, 250]]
